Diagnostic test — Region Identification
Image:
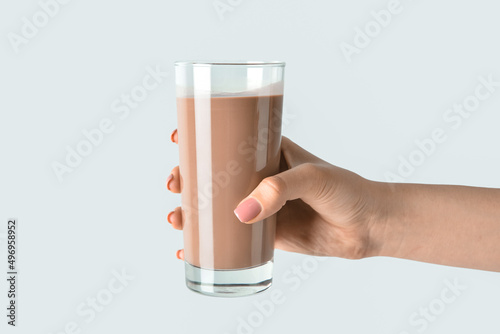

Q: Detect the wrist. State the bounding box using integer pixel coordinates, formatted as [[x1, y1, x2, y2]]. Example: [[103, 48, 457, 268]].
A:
[[363, 181, 407, 259]]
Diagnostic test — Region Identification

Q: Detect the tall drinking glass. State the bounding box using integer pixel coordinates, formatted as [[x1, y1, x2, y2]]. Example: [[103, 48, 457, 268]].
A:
[[174, 61, 285, 297]]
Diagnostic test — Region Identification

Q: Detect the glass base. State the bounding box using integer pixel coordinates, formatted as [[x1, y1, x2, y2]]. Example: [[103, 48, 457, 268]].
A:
[[184, 260, 273, 297]]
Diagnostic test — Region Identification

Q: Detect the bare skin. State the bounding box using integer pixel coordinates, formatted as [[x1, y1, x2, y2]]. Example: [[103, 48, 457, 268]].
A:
[[167, 131, 500, 272]]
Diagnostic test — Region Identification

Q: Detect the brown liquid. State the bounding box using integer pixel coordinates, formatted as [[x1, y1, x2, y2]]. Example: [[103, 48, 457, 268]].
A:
[[177, 95, 283, 270]]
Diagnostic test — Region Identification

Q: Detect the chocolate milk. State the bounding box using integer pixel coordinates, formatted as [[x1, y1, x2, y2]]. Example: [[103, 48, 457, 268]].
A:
[[177, 94, 283, 270]]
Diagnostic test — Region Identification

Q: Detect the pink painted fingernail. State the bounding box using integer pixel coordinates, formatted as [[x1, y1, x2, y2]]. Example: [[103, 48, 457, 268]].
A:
[[234, 198, 262, 223], [176, 249, 184, 260], [170, 129, 178, 143], [166, 174, 174, 190]]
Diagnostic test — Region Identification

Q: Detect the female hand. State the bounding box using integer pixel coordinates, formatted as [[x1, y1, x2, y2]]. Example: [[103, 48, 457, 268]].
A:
[[166, 131, 384, 261]]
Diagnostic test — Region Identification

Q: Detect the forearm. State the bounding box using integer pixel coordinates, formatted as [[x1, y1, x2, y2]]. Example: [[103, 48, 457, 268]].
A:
[[368, 182, 500, 271]]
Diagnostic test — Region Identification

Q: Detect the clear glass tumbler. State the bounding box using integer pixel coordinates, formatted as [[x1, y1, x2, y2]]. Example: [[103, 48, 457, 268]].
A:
[[174, 61, 285, 297]]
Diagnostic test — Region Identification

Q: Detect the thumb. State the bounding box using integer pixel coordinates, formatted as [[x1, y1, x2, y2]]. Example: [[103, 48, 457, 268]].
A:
[[234, 163, 318, 224]]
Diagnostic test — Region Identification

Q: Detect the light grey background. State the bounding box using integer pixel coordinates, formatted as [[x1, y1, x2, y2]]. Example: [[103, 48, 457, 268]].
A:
[[1, 0, 499, 333]]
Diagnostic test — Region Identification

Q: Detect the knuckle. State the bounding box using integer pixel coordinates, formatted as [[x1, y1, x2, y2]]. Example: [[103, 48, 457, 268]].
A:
[[298, 162, 328, 198], [262, 175, 287, 199], [299, 162, 318, 174]]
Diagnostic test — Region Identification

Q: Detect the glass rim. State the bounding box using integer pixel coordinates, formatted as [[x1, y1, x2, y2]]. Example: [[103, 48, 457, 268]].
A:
[[174, 60, 285, 67]]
